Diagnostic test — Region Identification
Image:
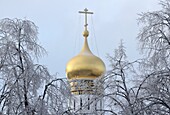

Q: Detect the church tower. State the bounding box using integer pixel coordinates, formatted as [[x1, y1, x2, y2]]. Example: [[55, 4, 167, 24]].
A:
[[66, 8, 106, 114]]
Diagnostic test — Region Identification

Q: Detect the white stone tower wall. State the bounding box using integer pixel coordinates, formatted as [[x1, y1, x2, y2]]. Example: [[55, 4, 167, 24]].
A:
[[69, 94, 103, 114], [68, 79, 104, 114]]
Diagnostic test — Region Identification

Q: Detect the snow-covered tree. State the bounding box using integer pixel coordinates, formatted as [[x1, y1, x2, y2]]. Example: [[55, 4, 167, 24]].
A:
[[0, 18, 76, 115], [137, 0, 170, 114], [97, 40, 143, 115], [0, 18, 52, 115]]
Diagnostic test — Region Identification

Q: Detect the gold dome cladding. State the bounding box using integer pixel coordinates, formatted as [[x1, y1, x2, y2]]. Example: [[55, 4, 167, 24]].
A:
[[66, 37, 106, 79]]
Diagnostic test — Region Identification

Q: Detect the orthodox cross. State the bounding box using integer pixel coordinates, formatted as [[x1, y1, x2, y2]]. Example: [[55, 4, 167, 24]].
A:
[[79, 8, 93, 28]]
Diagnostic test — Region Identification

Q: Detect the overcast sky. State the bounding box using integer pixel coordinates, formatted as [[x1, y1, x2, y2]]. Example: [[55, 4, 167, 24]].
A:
[[0, 0, 161, 77]]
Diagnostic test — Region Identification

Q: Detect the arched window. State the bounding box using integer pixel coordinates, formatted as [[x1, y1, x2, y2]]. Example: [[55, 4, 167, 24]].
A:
[[88, 97, 90, 110], [95, 98, 97, 110], [80, 98, 82, 110], [74, 99, 76, 110]]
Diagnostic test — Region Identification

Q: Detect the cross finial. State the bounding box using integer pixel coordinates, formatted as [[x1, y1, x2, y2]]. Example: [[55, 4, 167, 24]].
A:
[[79, 8, 93, 29], [79, 8, 93, 37]]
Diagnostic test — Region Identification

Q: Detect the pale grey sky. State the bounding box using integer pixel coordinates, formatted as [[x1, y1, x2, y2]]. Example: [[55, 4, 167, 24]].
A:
[[0, 0, 161, 77]]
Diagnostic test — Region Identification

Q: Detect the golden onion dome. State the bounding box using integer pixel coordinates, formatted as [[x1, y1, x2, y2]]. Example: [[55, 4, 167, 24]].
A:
[[66, 8, 105, 80], [66, 35, 106, 80]]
